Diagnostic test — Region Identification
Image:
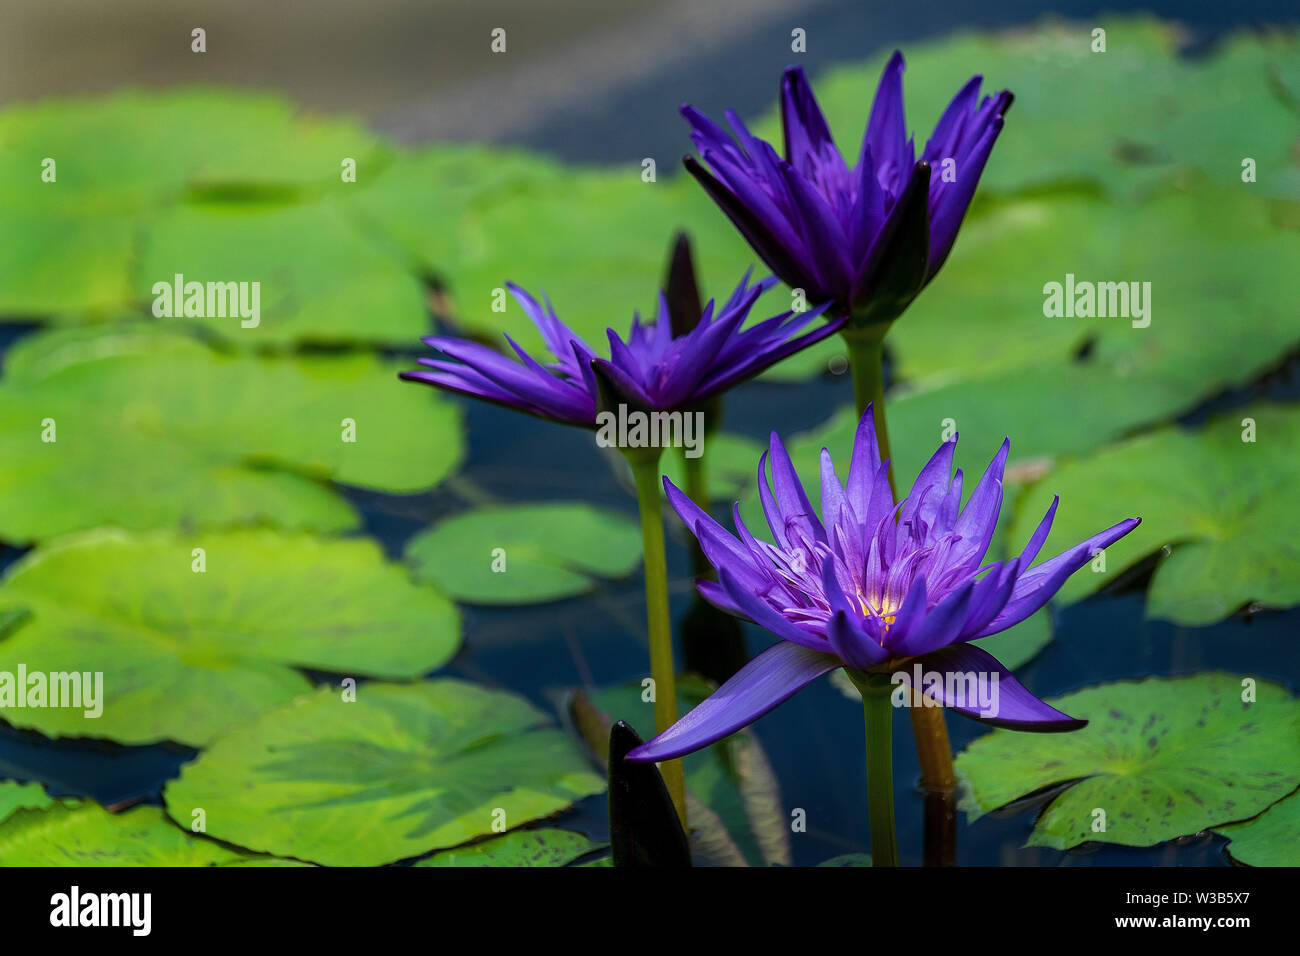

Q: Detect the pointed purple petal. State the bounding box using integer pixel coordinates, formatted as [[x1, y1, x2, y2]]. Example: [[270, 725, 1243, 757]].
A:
[[625, 641, 842, 761], [904, 642, 1086, 731]]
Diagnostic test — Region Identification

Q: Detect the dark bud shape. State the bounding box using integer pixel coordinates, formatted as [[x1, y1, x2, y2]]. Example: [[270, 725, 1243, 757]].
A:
[[609, 721, 692, 867]]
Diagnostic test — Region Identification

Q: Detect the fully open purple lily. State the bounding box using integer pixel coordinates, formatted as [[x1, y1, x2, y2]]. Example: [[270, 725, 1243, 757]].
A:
[[682, 53, 1011, 325], [400, 270, 839, 425], [627, 406, 1140, 763]]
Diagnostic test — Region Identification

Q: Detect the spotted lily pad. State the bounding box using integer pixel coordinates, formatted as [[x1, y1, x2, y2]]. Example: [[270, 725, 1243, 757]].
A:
[[405, 502, 642, 605], [1215, 790, 1300, 866], [414, 827, 603, 867], [0, 326, 463, 544], [0, 529, 461, 745], [1010, 404, 1300, 625], [0, 802, 293, 866], [956, 674, 1300, 849], [164, 680, 606, 866]]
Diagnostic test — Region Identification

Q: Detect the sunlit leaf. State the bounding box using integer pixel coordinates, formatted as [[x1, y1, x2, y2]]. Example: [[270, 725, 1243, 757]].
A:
[[164, 681, 606, 866], [406, 502, 641, 605], [0, 529, 461, 745]]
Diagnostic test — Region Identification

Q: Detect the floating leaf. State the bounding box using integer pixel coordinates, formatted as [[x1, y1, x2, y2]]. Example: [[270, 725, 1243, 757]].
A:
[[0, 802, 289, 866], [342, 145, 565, 282], [164, 681, 605, 866], [1216, 790, 1300, 866], [751, 20, 1299, 199], [0, 90, 387, 321], [443, 170, 758, 351], [405, 502, 641, 605], [0, 327, 463, 543], [0, 780, 51, 826], [737, 358, 1185, 534], [956, 673, 1300, 849], [1010, 404, 1300, 625], [0, 529, 461, 745], [137, 199, 428, 347], [415, 827, 603, 867]]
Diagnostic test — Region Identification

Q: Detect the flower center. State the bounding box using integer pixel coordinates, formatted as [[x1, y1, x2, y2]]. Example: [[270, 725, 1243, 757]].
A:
[[854, 591, 900, 634]]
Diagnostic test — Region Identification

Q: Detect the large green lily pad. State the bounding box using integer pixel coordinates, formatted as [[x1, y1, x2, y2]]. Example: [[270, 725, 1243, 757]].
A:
[[406, 502, 642, 605], [414, 827, 603, 867], [0, 802, 294, 866], [342, 144, 566, 284], [0, 326, 463, 544], [0, 529, 461, 745], [1216, 790, 1300, 866], [1010, 404, 1300, 625], [0, 89, 388, 321], [956, 673, 1300, 849], [164, 681, 606, 866], [752, 20, 1299, 199], [442, 170, 760, 352], [137, 199, 429, 347]]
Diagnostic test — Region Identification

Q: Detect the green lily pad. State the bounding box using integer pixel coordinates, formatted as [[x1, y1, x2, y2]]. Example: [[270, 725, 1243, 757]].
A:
[[0, 528, 461, 745], [137, 199, 428, 347], [342, 144, 566, 283], [0, 780, 52, 826], [956, 673, 1300, 850], [896, 185, 1298, 389], [753, 20, 1299, 199], [1009, 404, 1300, 625], [164, 681, 606, 866], [0, 207, 137, 319], [0, 89, 385, 212], [0, 326, 463, 544], [737, 356, 1185, 534], [405, 502, 642, 605], [0, 802, 294, 866], [1216, 790, 1300, 866], [414, 827, 604, 867], [0, 89, 388, 322], [443, 170, 759, 352]]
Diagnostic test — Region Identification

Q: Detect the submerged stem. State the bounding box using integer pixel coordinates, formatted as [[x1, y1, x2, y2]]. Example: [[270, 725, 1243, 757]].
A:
[[628, 451, 687, 828], [852, 671, 899, 867]]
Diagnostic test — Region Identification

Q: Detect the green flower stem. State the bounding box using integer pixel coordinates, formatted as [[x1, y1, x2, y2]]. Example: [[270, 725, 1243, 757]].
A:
[[851, 671, 899, 867], [842, 327, 958, 799], [842, 327, 896, 494], [627, 450, 687, 828]]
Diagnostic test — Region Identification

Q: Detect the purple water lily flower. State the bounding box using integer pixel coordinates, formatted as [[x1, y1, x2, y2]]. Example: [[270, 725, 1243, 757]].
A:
[[400, 270, 840, 426], [626, 406, 1140, 763], [682, 53, 1011, 324]]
